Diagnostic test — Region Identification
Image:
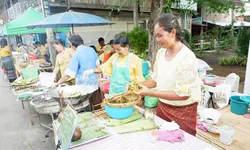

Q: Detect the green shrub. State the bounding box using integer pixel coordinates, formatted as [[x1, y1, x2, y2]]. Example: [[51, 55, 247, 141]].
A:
[[127, 26, 148, 59], [115, 31, 128, 37], [236, 27, 250, 56], [219, 55, 247, 67]]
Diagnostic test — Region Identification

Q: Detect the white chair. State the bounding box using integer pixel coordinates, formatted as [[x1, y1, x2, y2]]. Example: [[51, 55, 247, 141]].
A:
[[224, 73, 240, 92]]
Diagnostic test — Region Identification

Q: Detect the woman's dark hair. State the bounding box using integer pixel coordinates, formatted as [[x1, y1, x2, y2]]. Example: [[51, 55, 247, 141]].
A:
[[109, 39, 114, 45], [0, 38, 8, 48], [113, 35, 130, 48], [54, 39, 65, 47], [155, 13, 188, 46], [69, 35, 84, 48], [90, 45, 97, 53]]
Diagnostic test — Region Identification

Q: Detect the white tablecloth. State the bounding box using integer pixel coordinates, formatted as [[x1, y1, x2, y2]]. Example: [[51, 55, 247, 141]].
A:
[[72, 107, 216, 150]]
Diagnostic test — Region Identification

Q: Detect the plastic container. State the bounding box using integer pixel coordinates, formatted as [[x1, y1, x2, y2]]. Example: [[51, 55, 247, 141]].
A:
[[21, 68, 39, 80], [104, 104, 134, 119], [230, 96, 249, 115], [39, 72, 55, 87], [240, 96, 250, 107], [142, 60, 149, 78], [219, 125, 235, 145], [144, 96, 159, 108]]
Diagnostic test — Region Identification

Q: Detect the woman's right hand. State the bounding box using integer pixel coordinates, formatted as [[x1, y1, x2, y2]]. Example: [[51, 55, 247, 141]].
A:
[[134, 84, 150, 97]]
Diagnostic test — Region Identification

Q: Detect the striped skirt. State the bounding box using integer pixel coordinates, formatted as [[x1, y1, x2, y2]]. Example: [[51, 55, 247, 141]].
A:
[[1, 56, 17, 81], [156, 101, 198, 136]]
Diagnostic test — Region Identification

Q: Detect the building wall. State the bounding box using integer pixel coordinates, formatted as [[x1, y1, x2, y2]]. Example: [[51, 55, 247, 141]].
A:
[[71, 10, 150, 46]]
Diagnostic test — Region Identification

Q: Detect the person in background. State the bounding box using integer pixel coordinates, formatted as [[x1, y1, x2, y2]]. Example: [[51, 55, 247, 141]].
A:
[[0, 38, 17, 83], [17, 43, 29, 60], [135, 13, 201, 136], [44, 42, 51, 62], [83, 35, 145, 95], [34, 41, 49, 62], [96, 37, 107, 63], [53, 39, 75, 85], [96, 37, 105, 53], [53, 34, 99, 89]]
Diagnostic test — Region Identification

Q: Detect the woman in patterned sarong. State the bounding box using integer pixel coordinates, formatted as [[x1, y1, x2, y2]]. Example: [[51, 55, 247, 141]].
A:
[[136, 13, 202, 136], [0, 38, 17, 83]]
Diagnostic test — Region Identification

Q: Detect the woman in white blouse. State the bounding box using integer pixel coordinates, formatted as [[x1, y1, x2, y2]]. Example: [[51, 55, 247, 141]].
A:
[[137, 13, 201, 136]]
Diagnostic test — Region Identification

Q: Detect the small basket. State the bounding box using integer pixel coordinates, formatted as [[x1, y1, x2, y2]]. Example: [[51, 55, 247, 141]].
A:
[[21, 68, 39, 80], [104, 94, 141, 108]]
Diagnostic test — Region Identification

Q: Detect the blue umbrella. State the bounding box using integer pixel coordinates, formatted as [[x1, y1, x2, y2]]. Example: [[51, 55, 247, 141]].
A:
[[26, 11, 114, 33]]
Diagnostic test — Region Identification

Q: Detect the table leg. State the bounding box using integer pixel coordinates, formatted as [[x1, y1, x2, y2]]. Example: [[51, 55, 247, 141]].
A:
[[22, 101, 24, 109]]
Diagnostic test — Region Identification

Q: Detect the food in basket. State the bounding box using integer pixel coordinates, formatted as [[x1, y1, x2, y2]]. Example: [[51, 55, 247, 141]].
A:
[[109, 94, 139, 104], [127, 83, 142, 94], [71, 127, 82, 142], [64, 91, 81, 97]]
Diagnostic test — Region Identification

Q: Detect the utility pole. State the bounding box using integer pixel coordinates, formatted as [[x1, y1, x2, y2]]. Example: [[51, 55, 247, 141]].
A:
[[244, 40, 250, 94], [133, 0, 138, 28], [41, 0, 56, 66]]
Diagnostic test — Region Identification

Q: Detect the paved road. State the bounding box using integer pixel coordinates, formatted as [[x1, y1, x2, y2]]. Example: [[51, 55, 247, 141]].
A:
[[0, 70, 54, 150]]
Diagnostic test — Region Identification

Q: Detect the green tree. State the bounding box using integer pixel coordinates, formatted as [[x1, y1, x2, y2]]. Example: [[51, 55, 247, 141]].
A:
[[111, 0, 244, 64], [236, 27, 250, 56]]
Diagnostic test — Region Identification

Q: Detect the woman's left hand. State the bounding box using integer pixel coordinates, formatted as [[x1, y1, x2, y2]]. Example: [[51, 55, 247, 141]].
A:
[[134, 85, 150, 97]]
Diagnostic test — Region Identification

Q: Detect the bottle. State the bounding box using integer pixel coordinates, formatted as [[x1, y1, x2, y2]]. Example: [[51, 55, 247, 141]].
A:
[[150, 130, 158, 143]]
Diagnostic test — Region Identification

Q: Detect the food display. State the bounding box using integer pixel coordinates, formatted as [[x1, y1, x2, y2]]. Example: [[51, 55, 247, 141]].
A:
[[69, 112, 109, 148], [67, 91, 81, 97], [11, 78, 38, 86]]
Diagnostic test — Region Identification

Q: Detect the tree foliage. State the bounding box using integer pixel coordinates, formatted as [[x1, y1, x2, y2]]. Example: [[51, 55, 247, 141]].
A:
[[127, 26, 148, 59]]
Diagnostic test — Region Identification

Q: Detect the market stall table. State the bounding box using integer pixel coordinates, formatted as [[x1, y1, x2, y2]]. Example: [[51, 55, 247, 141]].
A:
[[197, 106, 250, 150], [54, 106, 216, 150]]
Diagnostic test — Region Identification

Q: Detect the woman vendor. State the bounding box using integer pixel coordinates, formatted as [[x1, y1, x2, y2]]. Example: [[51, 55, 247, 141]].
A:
[[0, 38, 17, 83], [83, 35, 145, 95], [53, 39, 75, 85], [136, 14, 201, 136]]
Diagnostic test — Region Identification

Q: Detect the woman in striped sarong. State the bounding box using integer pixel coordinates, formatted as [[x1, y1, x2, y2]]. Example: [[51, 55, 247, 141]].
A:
[[0, 38, 17, 83], [136, 14, 202, 136]]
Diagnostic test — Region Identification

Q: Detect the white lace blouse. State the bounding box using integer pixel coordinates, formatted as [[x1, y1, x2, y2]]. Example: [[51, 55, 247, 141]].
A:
[[151, 45, 202, 106]]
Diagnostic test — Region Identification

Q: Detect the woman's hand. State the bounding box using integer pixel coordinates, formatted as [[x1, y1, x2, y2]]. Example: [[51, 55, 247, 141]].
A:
[[51, 82, 58, 89], [134, 85, 150, 97], [82, 69, 94, 79]]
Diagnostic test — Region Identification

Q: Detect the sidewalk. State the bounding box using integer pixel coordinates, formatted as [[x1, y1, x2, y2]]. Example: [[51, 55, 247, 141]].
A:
[[0, 69, 54, 150]]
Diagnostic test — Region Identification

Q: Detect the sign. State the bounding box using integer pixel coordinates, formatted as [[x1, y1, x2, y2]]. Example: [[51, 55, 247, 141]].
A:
[[54, 105, 78, 150]]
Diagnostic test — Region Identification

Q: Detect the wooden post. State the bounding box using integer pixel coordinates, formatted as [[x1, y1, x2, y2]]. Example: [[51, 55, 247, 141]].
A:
[[244, 40, 250, 94], [46, 28, 56, 66]]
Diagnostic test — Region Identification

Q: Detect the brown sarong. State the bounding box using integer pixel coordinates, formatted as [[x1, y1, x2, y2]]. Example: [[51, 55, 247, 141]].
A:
[[156, 101, 198, 136]]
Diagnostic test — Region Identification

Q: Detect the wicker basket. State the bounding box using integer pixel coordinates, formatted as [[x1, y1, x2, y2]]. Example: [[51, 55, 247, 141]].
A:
[[104, 94, 141, 108]]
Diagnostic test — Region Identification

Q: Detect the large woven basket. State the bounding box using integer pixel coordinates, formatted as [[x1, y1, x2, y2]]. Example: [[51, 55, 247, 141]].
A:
[[104, 94, 141, 108]]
